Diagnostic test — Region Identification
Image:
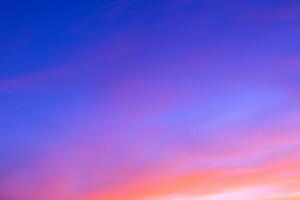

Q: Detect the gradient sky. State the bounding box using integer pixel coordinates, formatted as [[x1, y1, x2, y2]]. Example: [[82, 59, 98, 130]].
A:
[[0, 0, 300, 200]]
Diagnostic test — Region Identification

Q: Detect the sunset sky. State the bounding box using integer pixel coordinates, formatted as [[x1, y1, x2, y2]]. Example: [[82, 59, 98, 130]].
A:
[[0, 0, 300, 199]]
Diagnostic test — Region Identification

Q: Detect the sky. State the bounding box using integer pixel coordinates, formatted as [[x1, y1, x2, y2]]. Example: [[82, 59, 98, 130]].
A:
[[0, 0, 300, 199]]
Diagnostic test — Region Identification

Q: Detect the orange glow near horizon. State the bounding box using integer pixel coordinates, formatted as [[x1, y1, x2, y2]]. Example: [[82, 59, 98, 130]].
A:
[[85, 141, 300, 200]]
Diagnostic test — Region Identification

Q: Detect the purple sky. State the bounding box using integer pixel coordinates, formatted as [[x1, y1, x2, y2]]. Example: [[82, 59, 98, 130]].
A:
[[0, 0, 300, 199]]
